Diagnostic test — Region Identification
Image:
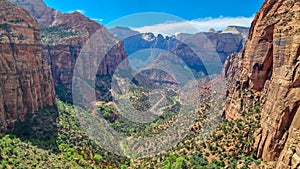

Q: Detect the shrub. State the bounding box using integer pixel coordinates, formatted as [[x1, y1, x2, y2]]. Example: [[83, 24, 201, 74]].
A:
[[93, 154, 103, 164]]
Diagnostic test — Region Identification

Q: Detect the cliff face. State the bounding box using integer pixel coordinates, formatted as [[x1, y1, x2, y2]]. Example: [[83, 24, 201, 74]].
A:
[[8, 0, 55, 27], [223, 0, 300, 168], [9, 0, 129, 103], [42, 12, 127, 102], [41, 12, 129, 102], [0, 0, 55, 132]]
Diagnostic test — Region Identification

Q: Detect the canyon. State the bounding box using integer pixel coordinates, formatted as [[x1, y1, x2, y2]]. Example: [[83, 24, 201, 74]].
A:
[[0, 0, 299, 168]]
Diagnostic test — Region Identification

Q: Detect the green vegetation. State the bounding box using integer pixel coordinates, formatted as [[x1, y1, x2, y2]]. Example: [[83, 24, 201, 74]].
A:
[[0, 134, 81, 169], [7, 19, 24, 24], [0, 99, 128, 169], [94, 82, 181, 137], [96, 101, 159, 136], [55, 83, 73, 104], [133, 90, 264, 168], [40, 25, 88, 44], [129, 85, 151, 111], [0, 23, 10, 30], [0, 86, 265, 168]]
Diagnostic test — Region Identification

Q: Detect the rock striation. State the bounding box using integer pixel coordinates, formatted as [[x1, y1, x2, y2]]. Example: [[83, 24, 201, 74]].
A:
[[0, 0, 55, 132], [8, 0, 55, 27], [223, 0, 300, 168], [10, 0, 129, 103]]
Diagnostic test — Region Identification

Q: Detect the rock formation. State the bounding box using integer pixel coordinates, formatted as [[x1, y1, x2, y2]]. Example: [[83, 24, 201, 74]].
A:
[[108, 26, 140, 40], [107, 26, 248, 86], [9, 0, 129, 103], [208, 28, 216, 33], [0, 0, 55, 132], [223, 0, 300, 168], [41, 11, 129, 102], [8, 0, 55, 27], [183, 30, 247, 64], [115, 27, 248, 66], [43, 12, 127, 99], [222, 26, 250, 39]]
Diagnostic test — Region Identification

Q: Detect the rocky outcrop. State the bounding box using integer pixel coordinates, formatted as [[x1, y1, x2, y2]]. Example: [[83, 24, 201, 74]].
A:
[[223, 0, 300, 168], [174, 33, 193, 42], [8, 0, 55, 27], [0, 0, 55, 132]]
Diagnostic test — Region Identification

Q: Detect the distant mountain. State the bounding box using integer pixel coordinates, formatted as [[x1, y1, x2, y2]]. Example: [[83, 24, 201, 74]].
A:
[[222, 26, 249, 38], [107, 26, 249, 85], [174, 32, 193, 42], [108, 26, 140, 39], [118, 26, 249, 69], [182, 28, 248, 63]]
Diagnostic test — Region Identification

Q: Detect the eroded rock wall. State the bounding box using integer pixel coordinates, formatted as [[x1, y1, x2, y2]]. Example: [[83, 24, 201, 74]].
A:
[[0, 0, 55, 132], [223, 0, 300, 168]]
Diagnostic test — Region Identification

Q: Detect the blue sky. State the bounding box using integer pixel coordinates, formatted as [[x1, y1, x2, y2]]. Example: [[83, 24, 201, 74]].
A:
[[44, 0, 264, 34]]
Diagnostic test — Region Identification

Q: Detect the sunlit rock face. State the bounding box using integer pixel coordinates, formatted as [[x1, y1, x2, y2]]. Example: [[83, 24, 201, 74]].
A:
[[223, 0, 300, 168]]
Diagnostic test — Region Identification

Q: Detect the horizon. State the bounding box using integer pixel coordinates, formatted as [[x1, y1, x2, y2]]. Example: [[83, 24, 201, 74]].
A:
[[43, 0, 264, 35]]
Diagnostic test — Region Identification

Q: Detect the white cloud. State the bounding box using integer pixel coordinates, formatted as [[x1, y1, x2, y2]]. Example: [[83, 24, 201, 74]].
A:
[[91, 18, 104, 23], [67, 9, 86, 14], [131, 16, 254, 36]]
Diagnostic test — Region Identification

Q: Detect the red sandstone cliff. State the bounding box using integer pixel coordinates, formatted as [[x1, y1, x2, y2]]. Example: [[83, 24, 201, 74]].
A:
[[0, 0, 56, 132], [223, 0, 300, 168], [9, 0, 129, 102], [41, 12, 129, 102]]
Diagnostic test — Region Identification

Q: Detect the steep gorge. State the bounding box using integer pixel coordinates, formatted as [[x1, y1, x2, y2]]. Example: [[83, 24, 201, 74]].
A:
[[4, 0, 300, 167], [223, 0, 300, 168]]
